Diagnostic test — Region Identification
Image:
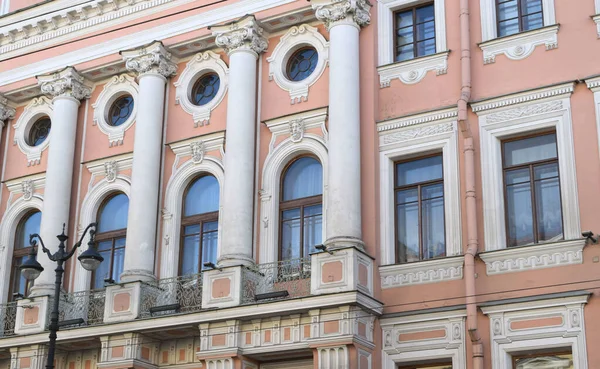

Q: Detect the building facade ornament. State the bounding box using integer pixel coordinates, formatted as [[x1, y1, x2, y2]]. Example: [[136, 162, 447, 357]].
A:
[[312, 0, 372, 30], [190, 141, 205, 163], [103, 161, 118, 183], [21, 180, 34, 201], [121, 41, 177, 79], [0, 96, 16, 124], [288, 119, 305, 143], [37, 67, 91, 101], [212, 15, 268, 56]]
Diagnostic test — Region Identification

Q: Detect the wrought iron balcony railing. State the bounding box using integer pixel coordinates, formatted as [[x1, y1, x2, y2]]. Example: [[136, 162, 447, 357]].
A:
[[0, 301, 17, 337], [139, 272, 203, 318], [242, 258, 312, 304], [58, 289, 106, 328]]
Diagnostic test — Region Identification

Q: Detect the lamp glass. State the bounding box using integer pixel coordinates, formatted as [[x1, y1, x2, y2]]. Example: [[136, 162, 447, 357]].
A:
[[78, 247, 104, 271], [21, 266, 42, 281]]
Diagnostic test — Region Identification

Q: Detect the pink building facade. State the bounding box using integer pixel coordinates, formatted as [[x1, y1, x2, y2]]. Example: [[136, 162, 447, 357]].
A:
[[0, 0, 599, 367]]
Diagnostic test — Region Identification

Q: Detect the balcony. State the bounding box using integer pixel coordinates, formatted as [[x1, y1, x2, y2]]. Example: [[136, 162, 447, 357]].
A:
[[138, 272, 204, 318], [58, 289, 106, 328], [0, 301, 17, 336], [242, 258, 312, 304]]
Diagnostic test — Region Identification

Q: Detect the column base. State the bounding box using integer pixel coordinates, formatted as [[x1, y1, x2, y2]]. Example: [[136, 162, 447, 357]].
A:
[[119, 269, 156, 283], [28, 283, 55, 297], [323, 236, 366, 251], [217, 254, 255, 268]]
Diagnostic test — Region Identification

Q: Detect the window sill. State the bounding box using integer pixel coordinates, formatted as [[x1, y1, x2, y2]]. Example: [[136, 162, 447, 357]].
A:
[[479, 24, 559, 64], [592, 14, 600, 38], [479, 238, 585, 276], [379, 255, 464, 289], [377, 51, 449, 87]]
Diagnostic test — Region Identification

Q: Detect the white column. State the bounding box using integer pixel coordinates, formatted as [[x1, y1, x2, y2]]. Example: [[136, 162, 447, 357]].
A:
[[120, 41, 176, 282], [211, 15, 267, 267], [32, 67, 91, 295], [312, 0, 371, 250]]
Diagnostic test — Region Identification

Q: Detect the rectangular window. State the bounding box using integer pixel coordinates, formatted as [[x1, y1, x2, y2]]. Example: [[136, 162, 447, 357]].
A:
[[502, 133, 563, 247], [512, 351, 573, 369], [395, 155, 445, 263], [497, 0, 544, 37], [394, 3, 436, 62]]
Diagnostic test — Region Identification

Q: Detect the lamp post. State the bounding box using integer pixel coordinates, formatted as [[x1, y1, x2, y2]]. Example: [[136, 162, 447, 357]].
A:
[[19, 223, 104, 369]]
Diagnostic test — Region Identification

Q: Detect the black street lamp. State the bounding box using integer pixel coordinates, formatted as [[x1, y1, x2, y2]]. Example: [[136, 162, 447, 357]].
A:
[[19, 223, 103, 369]]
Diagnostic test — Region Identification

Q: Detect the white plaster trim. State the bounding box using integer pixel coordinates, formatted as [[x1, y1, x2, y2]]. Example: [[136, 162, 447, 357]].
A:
[[593, 14, 600, 38], [0, 195, 43, 303], [481, 294, 589, 369], [85, 153, 134, 192], [475, 84, 580, 252], [479, 0, 556, 42], [380, 309, 466, 369], [267, 24, 329, 104], [471, 83, 574, 113], [585, 76, 600, 162], [479, 239, 585, 276], [377, 107, 461, 266], [380, 256, 463, 288], [5, 173, 46, 206], [596, 0, 600, 15], [0, 0, 296, 84], [91, 74, 139, 147], [259, 108, 328, 264], [378, 51, 448, 87], [160, 132, 225, 278], [479, 24, 559, 64], [377, 0, 447, 66], [74, 176, 131, 292], [12, 97, 53, 166], [173, 51, 229, 127]]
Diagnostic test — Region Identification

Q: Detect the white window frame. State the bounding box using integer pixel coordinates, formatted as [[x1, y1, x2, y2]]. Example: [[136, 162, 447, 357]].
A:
[[479, 0, 557, 64], [593, 0, 600, 37], [481, 293, 589, 369], [378, 108, 463, 288], [377, 0, 448, 86], [585, 76, 600, 162], [473, 83, 583, 275], [381, 309, 467, 369]]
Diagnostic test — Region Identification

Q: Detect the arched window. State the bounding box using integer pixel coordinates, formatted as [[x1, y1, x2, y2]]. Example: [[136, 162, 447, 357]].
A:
[[10, 211, 41, 300], [92, 193, 128, 289], [280, 157, 323, 261], [180, 175, 219, 276]]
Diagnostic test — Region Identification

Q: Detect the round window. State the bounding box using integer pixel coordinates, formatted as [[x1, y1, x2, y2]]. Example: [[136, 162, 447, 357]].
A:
[[192, 73, 220, 106], [28, 117, 51, 147], [286, 47, 318, 82], [108, 95, 134, 127]]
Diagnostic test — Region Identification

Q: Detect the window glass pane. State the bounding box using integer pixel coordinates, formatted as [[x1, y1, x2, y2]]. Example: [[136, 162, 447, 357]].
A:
[[184, 224, 201, 236], [415, 4, 434, 23], [522, 12, 543, 31], [498, 18, 520, 36], [97, 240, 113, 252], [534, 162, 559, 180], [202, 221, 219, 269], [397, 26, 414, 46], [192, 74, 220, 106], [282, 157, 323, 201], [185, 176, 220, 216], [506, 168, 530, 185], [396, 155, 443, 186], [416, 21, 435, 42], [287, 47, 319, 82], [281, 214, 301, 260], [17, 211, 41, 249], [535, 176, 563, 242], [422, 193, 445, 259], [397, 202, 419, 263], [303, 205, 322, 257], [497, 0, 518, 21], [98, 194, 129, 233], [521, 0, 542, 15], [93, 250, 112, 289], [112, 246, 125, 283], [417, 39, 436, 57], [396, 45, 415, 62], [396, 9, 413, 28], [12, 257, 29, 298], [182, 234, 200, 275], [421, 183, 444, 200], [503, 134, 557, 167], [397, 188, 418, 204], [514, 353, 573, 369], [506, 181, 534, 246]]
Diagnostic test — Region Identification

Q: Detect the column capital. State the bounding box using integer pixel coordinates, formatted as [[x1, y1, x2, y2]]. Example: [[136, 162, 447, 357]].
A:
[[0, 96, 16, 126], [121, 41, 177, 79], [37, 66, 92, 101], [312, 0, 371, 30], [211, 15, 268, 57]]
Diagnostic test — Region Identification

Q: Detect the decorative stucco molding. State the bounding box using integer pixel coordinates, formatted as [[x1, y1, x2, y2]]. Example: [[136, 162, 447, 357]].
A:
[[585, 76, 600, 162], [267, 24, 329, 104], [211, 15, 268, 56], [471, 83, 574, 112], [85, 153, 134, 193], [380, 256, 464, 288], [479, 24, 559, 64], [378, 108, 462, 266], [121, 41, 177, 78], [378, 51, 448, 87], [311, 0, 371, 30], [92, 74, 139, 147], [0, 96, 15, 125], [13, 96, 53, 166], [37, 67, 92, 101], [481, 293, 589, 369], [173, 51, 229, 127], [479, 239, 585, 275]]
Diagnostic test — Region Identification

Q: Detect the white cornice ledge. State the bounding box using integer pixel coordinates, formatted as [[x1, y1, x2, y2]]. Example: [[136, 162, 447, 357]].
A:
[[378, 51, 449, 87], [585, 75, 600, 92], [380, 256, 464, 289], [479, 24, 559, 64], [471, 82, 574, 114], [377, 107, 457, 133], [479, 239, 585, 276]]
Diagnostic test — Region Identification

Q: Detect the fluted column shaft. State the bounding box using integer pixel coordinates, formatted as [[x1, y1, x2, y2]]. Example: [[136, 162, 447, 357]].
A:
[[313, 0, 371, 249], [211, 15, 268, 266], [120, 41, 176, 282], [32, 67, 91, 295]]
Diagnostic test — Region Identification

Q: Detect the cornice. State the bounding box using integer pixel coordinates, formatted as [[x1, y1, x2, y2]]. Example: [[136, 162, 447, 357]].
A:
[[376, 107, 457, 133]]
